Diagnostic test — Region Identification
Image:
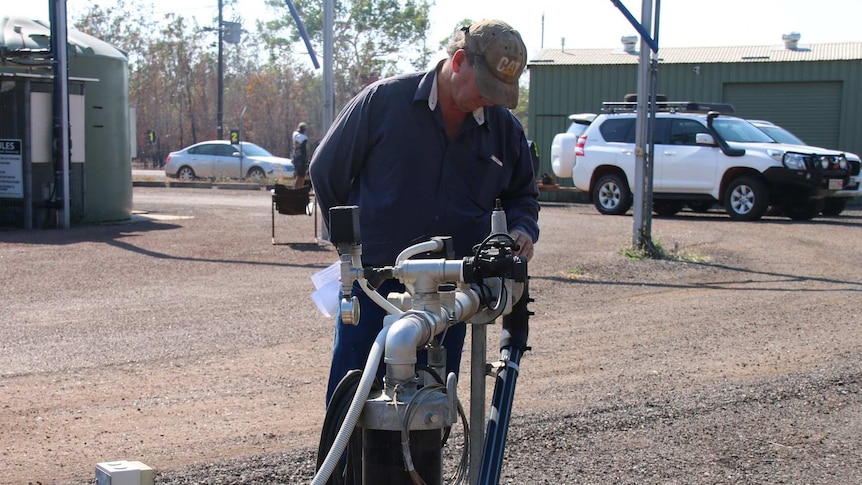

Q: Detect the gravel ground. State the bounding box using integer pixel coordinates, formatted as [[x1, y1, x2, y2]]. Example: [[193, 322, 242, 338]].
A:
[[1, 187, 860, 485]]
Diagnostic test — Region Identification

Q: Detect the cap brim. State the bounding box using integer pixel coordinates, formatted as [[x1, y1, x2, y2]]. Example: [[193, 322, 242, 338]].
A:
[[474, 62, 519, 109]]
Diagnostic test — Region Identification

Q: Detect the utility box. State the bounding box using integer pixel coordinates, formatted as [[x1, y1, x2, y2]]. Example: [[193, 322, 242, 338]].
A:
[[95, 461, 154, 485]]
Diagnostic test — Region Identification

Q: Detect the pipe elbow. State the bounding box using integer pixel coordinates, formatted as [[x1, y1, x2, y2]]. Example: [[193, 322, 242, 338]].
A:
[[384, 314, 431, 366]]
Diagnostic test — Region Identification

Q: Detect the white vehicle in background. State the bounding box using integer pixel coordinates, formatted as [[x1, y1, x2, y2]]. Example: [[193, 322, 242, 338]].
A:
[[567, 101, 855, 221], [164, 140, 295, 182], [748, 119, 862, 216], [550, 113, 596, 178]]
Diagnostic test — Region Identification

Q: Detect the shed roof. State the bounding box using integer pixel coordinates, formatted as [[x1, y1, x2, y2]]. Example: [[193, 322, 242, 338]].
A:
[[529, 42, 862, 66]]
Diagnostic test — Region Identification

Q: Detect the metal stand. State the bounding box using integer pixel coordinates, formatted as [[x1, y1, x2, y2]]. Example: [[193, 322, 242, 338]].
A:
[[469, 323, 487, 485]]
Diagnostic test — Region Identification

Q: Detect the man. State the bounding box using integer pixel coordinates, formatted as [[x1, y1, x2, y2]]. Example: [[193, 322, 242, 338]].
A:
[[310, 20, 539, 402], [292, 122, 309, 188]]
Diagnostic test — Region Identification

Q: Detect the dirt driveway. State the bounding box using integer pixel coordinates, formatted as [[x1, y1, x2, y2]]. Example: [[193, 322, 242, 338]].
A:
[[1, 187, 860, 484]]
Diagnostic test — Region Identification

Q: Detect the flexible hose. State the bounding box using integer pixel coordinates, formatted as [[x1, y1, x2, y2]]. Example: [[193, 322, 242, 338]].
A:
[[315, 370, 362, 483], [395, 240, 442, 265], [359, 278, 401, 315], [311, 325, 390, 485]]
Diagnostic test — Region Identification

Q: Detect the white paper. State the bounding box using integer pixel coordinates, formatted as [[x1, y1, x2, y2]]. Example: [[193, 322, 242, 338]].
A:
[[311, 261, 341, 317], [312, 279, 341, 318], [312, 261, 340, 289]]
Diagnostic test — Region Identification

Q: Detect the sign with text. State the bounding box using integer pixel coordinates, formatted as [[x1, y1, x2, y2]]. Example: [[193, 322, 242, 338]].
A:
[[0, 139, 23, 199]]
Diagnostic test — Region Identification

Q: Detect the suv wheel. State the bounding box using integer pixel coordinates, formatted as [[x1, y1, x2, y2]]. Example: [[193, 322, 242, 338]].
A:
[[687, 200, 714, 213], [784, 198, 825, 221], [821, 197, 847, 216], [592, 173, 632, 215], [724, 176, 768, 221], [653, 200, 685, 217]]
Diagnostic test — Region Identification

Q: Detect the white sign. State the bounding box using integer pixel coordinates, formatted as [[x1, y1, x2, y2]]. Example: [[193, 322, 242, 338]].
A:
[[0, 139, 23, 199]]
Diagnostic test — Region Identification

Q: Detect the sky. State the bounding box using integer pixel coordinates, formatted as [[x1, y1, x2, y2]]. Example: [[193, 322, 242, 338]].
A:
[[6, 0, 862, 69]]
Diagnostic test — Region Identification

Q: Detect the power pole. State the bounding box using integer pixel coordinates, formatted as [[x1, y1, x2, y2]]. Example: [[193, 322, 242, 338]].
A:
[[217, 0, 224, 140], [322, 0, 334, 134], [611, 0, 661, 254]]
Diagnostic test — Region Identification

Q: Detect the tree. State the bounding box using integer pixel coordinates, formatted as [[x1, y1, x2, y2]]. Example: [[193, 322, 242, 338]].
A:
[[262, 0, 432, 107]]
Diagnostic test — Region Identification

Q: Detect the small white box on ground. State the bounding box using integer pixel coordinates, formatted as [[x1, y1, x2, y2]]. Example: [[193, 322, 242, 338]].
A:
[[95, 460, 154, 485]]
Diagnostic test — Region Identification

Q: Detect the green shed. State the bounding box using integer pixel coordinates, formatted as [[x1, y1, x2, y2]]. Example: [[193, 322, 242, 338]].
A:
[[0, 16, 131, 228], [527, 34, 862, 201]]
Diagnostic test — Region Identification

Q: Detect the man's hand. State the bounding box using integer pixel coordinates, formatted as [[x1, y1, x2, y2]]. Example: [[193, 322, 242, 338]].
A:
[[509, 228, 534, 262]]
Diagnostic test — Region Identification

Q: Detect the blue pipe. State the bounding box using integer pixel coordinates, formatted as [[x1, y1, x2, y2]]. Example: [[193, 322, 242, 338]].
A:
[[478, 274, 531, 484]]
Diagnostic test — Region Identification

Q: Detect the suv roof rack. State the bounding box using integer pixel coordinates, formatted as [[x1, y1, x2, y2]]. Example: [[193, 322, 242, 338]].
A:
[[601, 101, 736, 115]]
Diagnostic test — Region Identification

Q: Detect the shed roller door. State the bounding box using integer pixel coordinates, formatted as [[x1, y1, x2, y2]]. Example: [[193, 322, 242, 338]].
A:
[[723, 82, 842, 149]]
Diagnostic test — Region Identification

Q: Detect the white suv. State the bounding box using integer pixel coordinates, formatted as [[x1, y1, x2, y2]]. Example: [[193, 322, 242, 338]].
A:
[[550, 113, 596, 178], [748, 119, 862, 216], [566, 102, 859, 221]]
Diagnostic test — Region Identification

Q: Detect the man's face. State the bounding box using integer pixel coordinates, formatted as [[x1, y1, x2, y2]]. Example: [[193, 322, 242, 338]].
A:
[[451, 51, 494, 113]]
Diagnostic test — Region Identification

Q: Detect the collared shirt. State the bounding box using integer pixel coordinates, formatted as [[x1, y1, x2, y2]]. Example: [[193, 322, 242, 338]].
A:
[[292, 131, 308, 164], [309, 62, 539, 266]]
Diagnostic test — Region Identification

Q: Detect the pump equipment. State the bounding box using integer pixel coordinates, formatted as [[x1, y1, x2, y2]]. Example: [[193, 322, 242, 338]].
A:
[[312, 202, 532, 485]]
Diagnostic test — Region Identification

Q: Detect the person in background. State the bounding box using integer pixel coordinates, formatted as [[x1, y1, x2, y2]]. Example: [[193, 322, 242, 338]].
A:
[[292, 122, 309, 188], [309, 19, 539, 402]]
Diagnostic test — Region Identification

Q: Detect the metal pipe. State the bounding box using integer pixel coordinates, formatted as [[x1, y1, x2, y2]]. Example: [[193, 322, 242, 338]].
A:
[[384, 311, 444, 383]]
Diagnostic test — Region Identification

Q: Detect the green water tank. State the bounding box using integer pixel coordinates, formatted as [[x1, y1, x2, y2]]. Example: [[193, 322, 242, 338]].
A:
[[0, 16, 131, 225]]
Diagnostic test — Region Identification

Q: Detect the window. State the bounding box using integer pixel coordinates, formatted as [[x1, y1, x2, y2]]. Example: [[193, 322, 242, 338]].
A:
[[599, 118, 635, 143], [668, 119, 708, 146], [214, 145, 237, 157]]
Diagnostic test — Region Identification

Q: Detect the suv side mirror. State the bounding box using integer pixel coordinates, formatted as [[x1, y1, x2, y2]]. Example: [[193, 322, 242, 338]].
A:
[[696, 133, 716, 146]]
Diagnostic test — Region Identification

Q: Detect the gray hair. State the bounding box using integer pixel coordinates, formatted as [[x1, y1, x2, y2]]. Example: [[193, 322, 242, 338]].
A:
[[445, 27, 468, 57]]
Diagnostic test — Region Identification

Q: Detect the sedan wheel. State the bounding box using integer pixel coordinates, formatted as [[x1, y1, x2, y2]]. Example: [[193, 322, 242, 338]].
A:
[[177, 166, 196, 181], [246, 167, 266, 181]]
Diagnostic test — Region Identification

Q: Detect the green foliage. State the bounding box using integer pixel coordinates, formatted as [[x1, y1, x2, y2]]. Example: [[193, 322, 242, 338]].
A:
[[620, 238, 710, 262], [264, 0, 433, 105]]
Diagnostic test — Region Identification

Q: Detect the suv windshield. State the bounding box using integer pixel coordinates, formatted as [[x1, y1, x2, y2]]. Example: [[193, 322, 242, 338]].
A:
[[711, 118, 775, 143]]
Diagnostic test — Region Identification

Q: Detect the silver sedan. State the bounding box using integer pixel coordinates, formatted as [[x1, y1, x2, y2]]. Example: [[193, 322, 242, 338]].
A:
[[164, 140, 295, 182]]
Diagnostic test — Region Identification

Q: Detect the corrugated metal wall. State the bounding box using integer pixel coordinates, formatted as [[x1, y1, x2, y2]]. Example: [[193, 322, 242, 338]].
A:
[[724, 82, 842, 148], [528, 58, 862, 201]]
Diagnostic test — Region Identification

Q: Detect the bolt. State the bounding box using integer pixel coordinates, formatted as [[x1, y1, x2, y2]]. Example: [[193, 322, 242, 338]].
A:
[[424, 412, 439, 425]]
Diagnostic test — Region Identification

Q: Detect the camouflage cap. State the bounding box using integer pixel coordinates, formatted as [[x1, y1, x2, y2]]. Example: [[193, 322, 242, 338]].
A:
[[463, 20, 527, 109]]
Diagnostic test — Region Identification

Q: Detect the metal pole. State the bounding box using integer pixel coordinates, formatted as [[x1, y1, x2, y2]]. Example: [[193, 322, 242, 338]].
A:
[[322, 0, 334, 133], [217, 0, 224, 140], [631, 0, 654, 249], [469, 323, 487, 485], [24, 79, 33, 230], [319, 0, 334, 242], [51, 0, 71, 228], [239, 106, 246, 177]]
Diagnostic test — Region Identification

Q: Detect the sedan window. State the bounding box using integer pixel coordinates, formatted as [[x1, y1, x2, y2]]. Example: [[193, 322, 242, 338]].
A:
[[214, 145, 237, 157]]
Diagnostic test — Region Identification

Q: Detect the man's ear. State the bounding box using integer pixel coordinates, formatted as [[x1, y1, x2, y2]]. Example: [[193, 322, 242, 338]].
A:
[[451, 49, 468, 73]]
